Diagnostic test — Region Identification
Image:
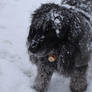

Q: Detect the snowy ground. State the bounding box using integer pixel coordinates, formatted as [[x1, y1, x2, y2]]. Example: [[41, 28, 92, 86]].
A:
[[0, 0, 92, 92]]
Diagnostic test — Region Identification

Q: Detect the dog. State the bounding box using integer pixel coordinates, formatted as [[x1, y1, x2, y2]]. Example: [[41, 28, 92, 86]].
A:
[[27, 0, 92, 92]]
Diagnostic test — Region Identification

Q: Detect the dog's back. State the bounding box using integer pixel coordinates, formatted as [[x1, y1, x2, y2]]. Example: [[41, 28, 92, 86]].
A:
[[61, 0, 92, 54], [62, 0, 92, 14]]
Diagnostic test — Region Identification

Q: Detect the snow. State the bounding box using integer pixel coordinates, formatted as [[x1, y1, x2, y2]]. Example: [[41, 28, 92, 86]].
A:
[[49, 9, 64, 37], [56, 29, 60, 34], [0, 0, 92, 92]]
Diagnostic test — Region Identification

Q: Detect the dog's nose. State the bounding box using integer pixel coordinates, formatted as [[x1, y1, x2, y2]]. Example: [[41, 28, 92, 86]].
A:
[[29, 45, 38, 53], [31, 40, 39, 48], [29, 40, 39, 53]]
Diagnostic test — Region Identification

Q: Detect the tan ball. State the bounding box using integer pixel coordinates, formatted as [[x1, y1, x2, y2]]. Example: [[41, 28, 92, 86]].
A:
[[48, 54, 56, 62]]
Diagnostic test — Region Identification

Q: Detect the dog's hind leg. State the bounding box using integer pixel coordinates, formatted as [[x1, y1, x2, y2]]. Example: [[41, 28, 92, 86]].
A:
[[33, 64, 53, 92], [70, 65, 88, 92]]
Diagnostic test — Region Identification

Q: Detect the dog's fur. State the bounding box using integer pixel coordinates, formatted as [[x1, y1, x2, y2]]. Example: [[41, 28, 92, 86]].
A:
[[27, 0, 92, 92]]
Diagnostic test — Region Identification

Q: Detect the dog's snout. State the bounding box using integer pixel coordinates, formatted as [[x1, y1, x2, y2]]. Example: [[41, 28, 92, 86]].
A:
[[31, 40, 39, 48], [29, 40, 39, 53], [29, 45, 38, 53], [30, 35, 45, 53]]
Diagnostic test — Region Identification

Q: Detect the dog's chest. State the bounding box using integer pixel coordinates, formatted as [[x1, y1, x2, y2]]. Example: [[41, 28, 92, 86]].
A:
[[39, 44, 76, 76]]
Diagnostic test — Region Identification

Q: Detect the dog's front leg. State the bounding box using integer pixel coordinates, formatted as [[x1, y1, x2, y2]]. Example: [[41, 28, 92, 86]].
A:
[[70, 65, 88, 92], [33, 64, 53, 92]]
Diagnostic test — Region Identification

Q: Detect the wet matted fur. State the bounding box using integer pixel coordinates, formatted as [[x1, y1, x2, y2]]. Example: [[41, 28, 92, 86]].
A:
[[27, 0, 92, 92]]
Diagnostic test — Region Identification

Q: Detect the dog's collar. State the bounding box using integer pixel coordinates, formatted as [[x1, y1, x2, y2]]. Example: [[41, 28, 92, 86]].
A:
[[61, 4, 92, 21]]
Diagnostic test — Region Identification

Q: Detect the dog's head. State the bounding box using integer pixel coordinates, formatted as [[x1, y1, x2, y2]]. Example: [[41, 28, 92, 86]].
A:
[[28, 19, 62, 57], [27, 3, 84, 57]]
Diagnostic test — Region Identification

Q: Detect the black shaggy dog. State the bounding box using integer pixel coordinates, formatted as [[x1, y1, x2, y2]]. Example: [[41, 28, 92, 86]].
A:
[[27, 0, 92, 92]]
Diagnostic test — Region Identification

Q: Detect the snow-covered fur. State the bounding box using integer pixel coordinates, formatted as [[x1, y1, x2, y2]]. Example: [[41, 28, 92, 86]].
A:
[[27, 1, 92, 92]]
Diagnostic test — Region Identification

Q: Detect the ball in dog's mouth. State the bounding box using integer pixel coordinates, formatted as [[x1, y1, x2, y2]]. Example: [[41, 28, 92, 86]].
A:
[[48, 54, 56, 62]]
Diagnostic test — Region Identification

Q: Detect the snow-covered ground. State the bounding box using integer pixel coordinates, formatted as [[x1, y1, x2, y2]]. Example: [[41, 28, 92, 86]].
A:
[[0, 0, 92, 92]]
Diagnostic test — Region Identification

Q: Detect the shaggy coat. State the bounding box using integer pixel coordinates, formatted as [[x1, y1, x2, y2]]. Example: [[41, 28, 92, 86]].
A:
[[27, 0, 92, 92]]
